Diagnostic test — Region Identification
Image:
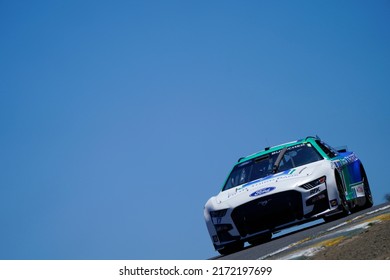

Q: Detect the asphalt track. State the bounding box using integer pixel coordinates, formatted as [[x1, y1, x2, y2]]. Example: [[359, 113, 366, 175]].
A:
[[212, 202, 390, 260]]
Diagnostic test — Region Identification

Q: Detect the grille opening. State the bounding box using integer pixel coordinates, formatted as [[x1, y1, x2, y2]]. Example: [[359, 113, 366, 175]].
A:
[[231, 191, 303, 236]]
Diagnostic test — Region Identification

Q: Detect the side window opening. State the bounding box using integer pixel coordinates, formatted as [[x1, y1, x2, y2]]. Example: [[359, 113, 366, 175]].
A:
[[316, 140, 338, 158]]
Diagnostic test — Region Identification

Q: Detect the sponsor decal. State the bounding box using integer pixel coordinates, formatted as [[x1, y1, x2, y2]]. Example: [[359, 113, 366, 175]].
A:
[[250, 186, 276, 197], [271, 144, 305, 155], [331, 153, 358, 169], [242, 169, 297, 189], [352, 182, 365, 198], [330, 199, 338, 206]]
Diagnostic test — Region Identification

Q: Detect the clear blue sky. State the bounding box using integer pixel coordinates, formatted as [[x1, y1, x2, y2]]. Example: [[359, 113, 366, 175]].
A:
[[0, 0, 389, 260]]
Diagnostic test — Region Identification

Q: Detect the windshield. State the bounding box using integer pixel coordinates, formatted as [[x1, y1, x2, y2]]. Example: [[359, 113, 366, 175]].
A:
[[222, 143, 323, 191]]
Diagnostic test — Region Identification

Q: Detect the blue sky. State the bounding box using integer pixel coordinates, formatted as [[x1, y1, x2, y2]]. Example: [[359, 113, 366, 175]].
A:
[[0, 0, 389, 260]]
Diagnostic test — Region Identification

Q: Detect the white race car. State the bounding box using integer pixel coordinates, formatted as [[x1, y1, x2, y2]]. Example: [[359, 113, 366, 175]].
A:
[[204, 136, 373, 255]]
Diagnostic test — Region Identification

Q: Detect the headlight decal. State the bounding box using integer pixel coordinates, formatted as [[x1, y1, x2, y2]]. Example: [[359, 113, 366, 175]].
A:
[[300, 176, 326, 190]]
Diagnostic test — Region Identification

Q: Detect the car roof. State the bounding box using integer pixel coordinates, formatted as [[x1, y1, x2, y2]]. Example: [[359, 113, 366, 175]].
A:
[[237, 136, 319, 164]]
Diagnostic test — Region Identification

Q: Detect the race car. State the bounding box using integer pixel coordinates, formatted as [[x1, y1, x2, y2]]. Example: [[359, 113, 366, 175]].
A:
[[204, 136, 373, 255]]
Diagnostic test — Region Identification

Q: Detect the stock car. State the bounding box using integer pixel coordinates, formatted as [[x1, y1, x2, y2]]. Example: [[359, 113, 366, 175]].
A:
[[204, 136, 373, 255]]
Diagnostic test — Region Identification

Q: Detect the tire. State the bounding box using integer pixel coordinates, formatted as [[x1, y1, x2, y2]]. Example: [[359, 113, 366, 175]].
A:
[[336, 171, 350, 215], [324, 172, 350, 223], [360, 165, 373, 209], [217, 241, 244, 255]]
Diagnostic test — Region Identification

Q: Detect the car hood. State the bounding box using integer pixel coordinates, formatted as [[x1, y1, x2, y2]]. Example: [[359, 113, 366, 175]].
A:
[[213, 160, 326, 205]]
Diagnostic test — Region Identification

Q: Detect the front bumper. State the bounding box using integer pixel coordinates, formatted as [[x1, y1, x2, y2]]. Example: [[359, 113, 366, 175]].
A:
[[208, 183, 332, 248]]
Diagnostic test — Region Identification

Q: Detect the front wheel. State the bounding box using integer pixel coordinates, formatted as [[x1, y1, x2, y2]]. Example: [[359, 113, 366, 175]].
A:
[[336, 171, 350, 216], [324, 172, 349, 223]]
